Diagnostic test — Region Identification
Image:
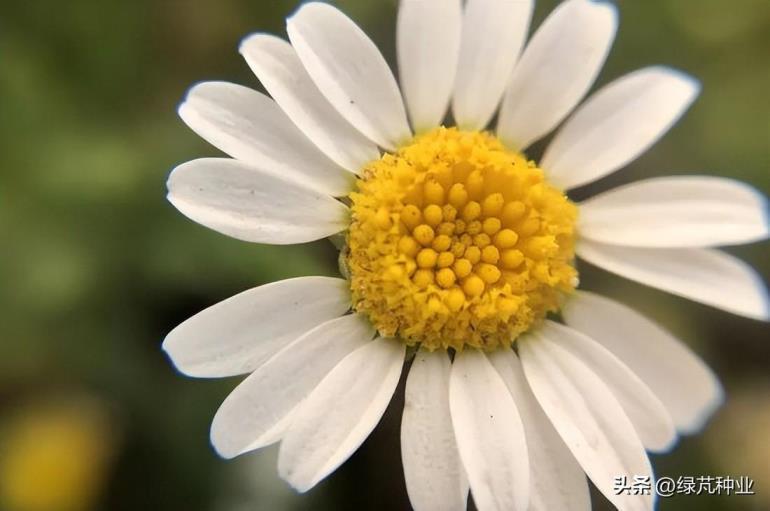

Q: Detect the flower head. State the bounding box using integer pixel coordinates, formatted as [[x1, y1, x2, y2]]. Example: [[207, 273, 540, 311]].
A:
[[164, 1, 769, 510], [348, 127, 578, 351]]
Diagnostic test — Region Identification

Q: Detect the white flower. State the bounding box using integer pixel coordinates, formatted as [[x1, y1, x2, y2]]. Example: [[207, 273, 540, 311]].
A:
[[163, 1, 770, 510]]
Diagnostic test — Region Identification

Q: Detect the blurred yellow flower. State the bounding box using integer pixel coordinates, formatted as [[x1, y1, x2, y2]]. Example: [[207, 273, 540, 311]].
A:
[[0, 398, 116, 511]]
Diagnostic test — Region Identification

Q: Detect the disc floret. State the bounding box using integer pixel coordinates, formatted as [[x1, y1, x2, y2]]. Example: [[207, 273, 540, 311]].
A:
[[347, 127, 577, 351]]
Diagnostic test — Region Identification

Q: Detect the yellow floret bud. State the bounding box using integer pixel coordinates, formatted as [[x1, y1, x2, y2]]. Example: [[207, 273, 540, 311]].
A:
[[464, 246, 481, 264], [442, 204, 458, 222], [501, 201, 526, 225], [413, 224, 435, 246], [477, 263, 502, 284], [417, 248, 438, 268], [401, 204, 422, 229], [518, 216, 541, 237], [494, 229, 519, 249], [466, 171, 484, 200], [448, 183, 468, 208], [482, 217, 501, 235], [436, 268, 457, 289], [446, 288, 466, 311], [473, 233, 491, 248], [432, 234, 452, 252], [453, 258, 473, 279], [500, 249, 524, 269], [462, 201, 481, 221], [437, 222, 455, 236], [463, 275, 485, 297], [398, 236, 419, 257], [437, 251, 455, 268], [424, 179, 445, 205], [466, 220, 482, 235], [482, 193, 505, 217], [423, 204, 443, 227], [481, 245, 500, 264], [412, 269, 434, 288]]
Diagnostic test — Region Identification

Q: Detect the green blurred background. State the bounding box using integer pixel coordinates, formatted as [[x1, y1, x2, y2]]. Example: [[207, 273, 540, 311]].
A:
[[0, 0, 768, 510]]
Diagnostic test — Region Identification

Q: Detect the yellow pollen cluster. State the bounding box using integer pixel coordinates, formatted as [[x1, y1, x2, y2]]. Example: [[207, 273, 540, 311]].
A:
[[347, 127, 578, 351]]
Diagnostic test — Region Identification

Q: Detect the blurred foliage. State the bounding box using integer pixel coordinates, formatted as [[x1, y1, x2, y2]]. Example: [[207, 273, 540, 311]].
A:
[[0, 1, 768, 510]]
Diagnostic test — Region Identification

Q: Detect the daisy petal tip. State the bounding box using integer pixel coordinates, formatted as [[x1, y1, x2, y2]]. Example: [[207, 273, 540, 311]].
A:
[[159, 335, 185, 374], [586, 0, 619, 14], [159, 333, 209, 379], [686, 381, 726, 435], [287, 1, 332, 23], [208, 430, 240, 461], [180, 80, 216, 103], [237, 32, 264, 55], [759, 290, 770, 322], [759, 194, 770, 238], [586, 0, 619, 17], [743, 270, 770, 322], [649, 431, 679, 456], [176, 98, 188, 119], [278, 469, 314, 495], [277, 455, 321, 494], [655, 65, 702, 99]]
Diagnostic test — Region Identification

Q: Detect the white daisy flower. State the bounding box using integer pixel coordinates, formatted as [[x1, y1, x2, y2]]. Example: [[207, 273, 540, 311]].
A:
[[163, 1, 770, 510]]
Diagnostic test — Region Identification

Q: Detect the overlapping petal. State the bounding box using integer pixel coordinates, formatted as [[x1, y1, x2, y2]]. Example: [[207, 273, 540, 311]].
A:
[[578, 240, 770, 320], [579, 176, 770, 247], [240, 34, 380, 173], [563, 291, 724, 434], [519, 335, 654, 511], [452, 0, 534, 130], [539, 321, 676, 452], [542, 67, 700, 190], [287, 2, 411, 150], [397, 0, 462, 133], [167, 158, 349, 244], [497, 0, 617, 150], [489, 350, 590, 511], [278, 338, 405, 492], [162, 276, 350, 377], [401, 350, 469, 511], [178, 81, 352, 196], [449, 350, 530, 511], [210, 314, 374, 458]]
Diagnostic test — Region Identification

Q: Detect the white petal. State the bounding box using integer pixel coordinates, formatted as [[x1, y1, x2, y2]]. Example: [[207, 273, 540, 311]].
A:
[[162, 277, 350, 378], [167, 158, 349, 245], [489, 350, 590, 511], [542, 67, 700, 190], [278, 338, 405, 492], [287, 2, 411, 150], [452, 0, 534, 130], [178, 81, 352, 196], [449, 350, 529, 511], [397, 0, 462, 132], [579, 176, 770, 248], [210, 314, 374, 458], [562, 291, 724, 434], [401, 350, 468, 511], [497, 0, 617, 150], [577, 240, 770, 320], [539, 321, 676, 452], [239, 34, 379, 173], [519, 335, 653, 511]]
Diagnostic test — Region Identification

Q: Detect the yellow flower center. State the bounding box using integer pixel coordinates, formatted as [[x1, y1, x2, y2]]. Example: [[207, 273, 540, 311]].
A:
[[346, 127, 578, 351]]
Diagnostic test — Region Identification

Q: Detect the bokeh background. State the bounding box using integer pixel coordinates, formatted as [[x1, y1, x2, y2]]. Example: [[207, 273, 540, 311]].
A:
[[1, 0, 768, 510]]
